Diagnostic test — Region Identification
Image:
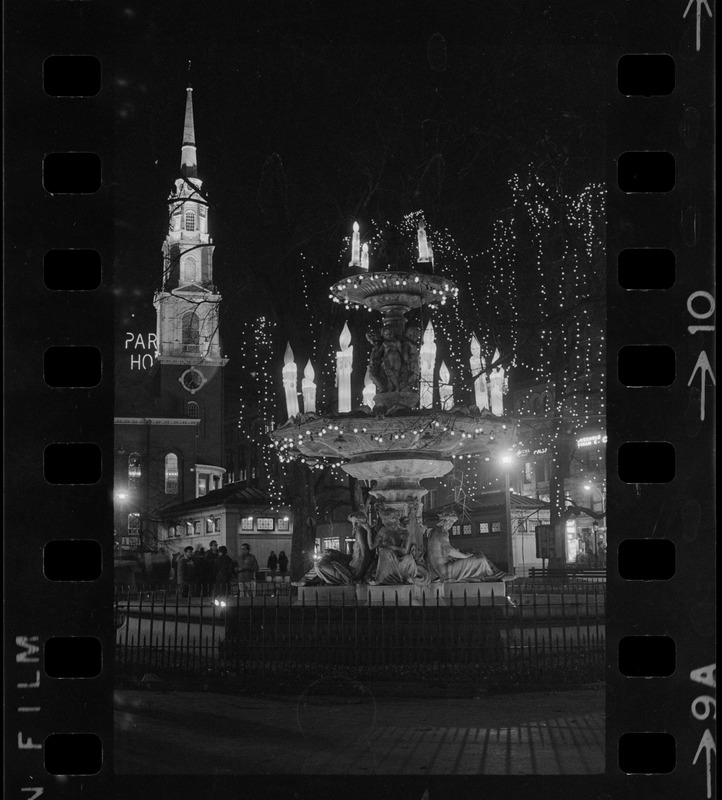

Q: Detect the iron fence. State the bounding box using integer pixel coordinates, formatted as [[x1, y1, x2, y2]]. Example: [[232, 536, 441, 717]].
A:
[[114, 582, 605, 688]]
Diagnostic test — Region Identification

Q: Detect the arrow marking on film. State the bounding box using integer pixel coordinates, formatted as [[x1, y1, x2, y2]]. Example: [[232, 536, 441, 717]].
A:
[[692, 728, 716, 799], [684, 0, 713, 51], [688, 350, 716, 421]]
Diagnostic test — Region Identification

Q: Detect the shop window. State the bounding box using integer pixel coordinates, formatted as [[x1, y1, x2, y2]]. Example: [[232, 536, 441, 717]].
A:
[[536, 459, 549, 482], [164, 453, 179, 494], [491, 522, 502, 532], [213, 518, 221, 532], [128, 452, 142, 489], [323, 538, 340, 551], [198, 473, 209, 497]]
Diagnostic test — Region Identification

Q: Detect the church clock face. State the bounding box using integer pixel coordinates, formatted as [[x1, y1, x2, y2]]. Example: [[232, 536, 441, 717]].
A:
[[179, 367, 206, 394]]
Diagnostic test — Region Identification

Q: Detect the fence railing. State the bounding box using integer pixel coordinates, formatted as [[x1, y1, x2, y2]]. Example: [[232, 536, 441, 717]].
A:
[[115, 582, 605, 688]]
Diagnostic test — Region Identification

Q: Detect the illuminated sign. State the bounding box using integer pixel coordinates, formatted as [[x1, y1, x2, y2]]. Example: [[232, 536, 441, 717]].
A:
[[124, 332, 157, 370], [576, 433, 607, 449]]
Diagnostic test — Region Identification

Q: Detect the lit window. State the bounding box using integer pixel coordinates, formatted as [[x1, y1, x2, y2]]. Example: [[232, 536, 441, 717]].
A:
[[491, 522, 502, 532], [185, 210, 196, 231], [186, 401, 199, 418], [213, 518, 221, 532], [198, 474, 208, 497], [128, 513, 140, 533], [193, 520, 202, 535], [181, 311, 200, 352], [128, 452, 142, 489], [164, 453, 179, 494]]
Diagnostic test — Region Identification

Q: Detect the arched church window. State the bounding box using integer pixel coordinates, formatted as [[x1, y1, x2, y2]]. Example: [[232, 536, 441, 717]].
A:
[[185, 210, 196, 231], [164, 453, 179, 495], [180, 255, 197, 284], [181, 312, 200, 352], [186, 401, 199, 418], [128, 452, 142, 490]]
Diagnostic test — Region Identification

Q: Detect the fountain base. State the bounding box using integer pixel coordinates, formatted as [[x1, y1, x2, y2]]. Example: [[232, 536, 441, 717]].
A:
[[293, 582, 510, 606]]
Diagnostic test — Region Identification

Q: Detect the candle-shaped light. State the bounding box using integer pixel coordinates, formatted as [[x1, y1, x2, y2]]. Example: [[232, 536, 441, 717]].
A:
[[439, 360, 454, 410], [336, 322, 353, 413], [417, 219, 430, 262], [282, 342, 299, 418], [469, 334, 489, 410], [419, 321, 436, 408], [302, 359, 316, 413], [362, 367, 376, 409], [349, 221, 361, 267], [489, 347, 505, 416], [360, 242, 369, 270]]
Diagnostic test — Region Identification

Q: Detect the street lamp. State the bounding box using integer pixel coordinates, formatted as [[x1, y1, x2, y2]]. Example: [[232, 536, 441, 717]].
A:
[[500, 453, 515, 575]]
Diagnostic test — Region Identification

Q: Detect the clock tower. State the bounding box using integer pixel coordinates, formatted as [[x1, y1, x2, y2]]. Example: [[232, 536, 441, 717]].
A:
[[153, 84, 228, 485]]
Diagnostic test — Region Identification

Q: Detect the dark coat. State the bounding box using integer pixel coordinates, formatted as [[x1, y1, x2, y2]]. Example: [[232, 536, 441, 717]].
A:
[[216, 554, 236, 584], [277, 553, 289, 573], [267, 553, 278, 570], [176, 555, 196, 585]]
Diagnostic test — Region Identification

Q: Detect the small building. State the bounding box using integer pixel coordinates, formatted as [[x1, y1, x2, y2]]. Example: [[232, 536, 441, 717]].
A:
[[156, 484, 293, 569], [431, 491, 552, 576]]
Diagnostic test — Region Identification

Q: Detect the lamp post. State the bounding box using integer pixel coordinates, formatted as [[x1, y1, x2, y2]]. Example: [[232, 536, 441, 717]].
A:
[[500, 454, 515, 575]]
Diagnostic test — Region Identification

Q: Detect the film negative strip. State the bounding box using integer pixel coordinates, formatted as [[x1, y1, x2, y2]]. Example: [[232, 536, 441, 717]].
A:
[[4, 1, 715, 799]]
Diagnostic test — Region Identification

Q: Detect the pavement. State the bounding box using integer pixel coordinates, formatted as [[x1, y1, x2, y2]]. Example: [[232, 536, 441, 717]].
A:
[[114, 686, 604, 775]]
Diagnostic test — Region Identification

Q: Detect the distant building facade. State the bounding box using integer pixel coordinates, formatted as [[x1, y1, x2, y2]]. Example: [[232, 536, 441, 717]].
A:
[[114, 86, 228, 566]]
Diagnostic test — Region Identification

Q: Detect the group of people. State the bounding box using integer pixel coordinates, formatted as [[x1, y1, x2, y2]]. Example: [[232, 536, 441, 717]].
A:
[[265, 550, 289, 578], [174, 541, 287, 597]]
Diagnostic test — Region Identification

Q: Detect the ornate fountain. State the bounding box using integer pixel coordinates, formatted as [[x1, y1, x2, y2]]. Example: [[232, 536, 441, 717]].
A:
[[270, 220, 517, 604]]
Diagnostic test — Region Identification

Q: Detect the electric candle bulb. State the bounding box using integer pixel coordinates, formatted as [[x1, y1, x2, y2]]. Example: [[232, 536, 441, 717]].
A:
[[350, 221, 360, 267]]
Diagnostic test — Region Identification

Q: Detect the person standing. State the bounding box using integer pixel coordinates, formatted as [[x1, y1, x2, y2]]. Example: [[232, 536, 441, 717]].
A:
[[206, 540, 220, 592], [238, 543, 259, 597], [176, 546, 196, 597], [277, 550, 289, 580], [215, 546, 236, 595], [267, 550, 278, 580], [192, 545, 206, 594]]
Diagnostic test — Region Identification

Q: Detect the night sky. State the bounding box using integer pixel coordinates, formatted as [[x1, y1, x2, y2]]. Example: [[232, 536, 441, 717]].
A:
[[112, 0, 610, 395]]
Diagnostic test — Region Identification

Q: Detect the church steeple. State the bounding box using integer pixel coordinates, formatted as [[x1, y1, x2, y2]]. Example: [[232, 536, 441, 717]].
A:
[[154, 84, 227, 370], [180, 86, 198, 179]]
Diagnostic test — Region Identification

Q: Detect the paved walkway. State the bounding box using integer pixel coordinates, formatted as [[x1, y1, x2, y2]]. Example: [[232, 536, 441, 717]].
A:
[[114, 688, 604, 775]]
